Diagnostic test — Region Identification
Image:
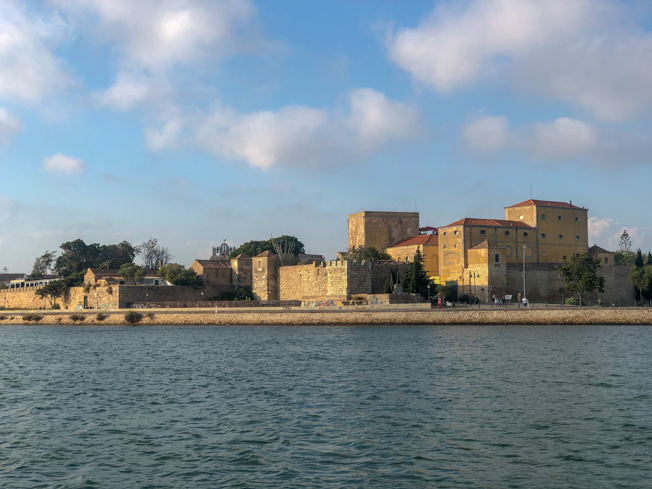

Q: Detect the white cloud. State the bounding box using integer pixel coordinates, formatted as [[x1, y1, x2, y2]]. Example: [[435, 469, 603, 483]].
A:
[[0, 0, 74, 101], [53, 0, 258, 72], [181, 88, 425, 169], [588, 217, 614, 243], [587, 217, 645, 250], [461, 115, 509, 152], [42, 153, 87, 175], [530, 118, 598, 159], [387, 0, 652, 121], [93, 72, 162, 111], [0, 107, 23, 142]]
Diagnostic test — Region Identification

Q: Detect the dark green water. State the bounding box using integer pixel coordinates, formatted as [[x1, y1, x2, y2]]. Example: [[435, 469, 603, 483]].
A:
[[0, 325, 650, 488]]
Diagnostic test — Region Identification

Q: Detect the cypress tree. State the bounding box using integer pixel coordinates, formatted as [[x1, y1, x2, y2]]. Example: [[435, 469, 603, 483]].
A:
[[647, 252, 652, 266], [635, 249, 645, 268], [406, 247, 430, 297]]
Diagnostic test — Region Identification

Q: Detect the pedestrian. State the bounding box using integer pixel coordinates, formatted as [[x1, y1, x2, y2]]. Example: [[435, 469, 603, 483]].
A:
[[522, 296, 528, 308]]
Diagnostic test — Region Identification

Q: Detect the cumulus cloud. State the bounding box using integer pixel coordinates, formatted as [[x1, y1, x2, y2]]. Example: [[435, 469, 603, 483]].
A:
[[153, 88, 425, 169], [0, 107, 23, 142], [387, 0, 652, 121], [43, 153, 87, 175], [462, 114, 652, 166], [588, 217, 645, 250], [0, 0, 74, 101], [53, 0, 259, 72], [94, 72, 165, 111]]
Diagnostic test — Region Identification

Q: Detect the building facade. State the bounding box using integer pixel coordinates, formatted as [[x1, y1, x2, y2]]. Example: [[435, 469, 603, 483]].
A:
[[347, 211, 420, 252]]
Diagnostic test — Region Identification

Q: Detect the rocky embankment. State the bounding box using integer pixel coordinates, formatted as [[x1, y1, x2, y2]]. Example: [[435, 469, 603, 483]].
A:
[[0, 307, 651, 326]]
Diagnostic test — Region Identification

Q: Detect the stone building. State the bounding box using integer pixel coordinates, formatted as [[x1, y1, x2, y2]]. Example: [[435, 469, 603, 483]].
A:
[[190, 260, 233, 285], [347, 211, 420, 252], [211, 242, 235, 261], [385, 234, 439, 277]]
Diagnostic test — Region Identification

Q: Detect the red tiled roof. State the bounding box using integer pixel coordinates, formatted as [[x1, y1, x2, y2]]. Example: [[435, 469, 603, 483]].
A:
[[388, 234, 439, 248], [194, 260, 232, 269], [443, 218, 533, 228], [232, 253, 250, 259], [506, 199, 585, 209], [589, 244, 611, 254], [255, 251, 277, 257]]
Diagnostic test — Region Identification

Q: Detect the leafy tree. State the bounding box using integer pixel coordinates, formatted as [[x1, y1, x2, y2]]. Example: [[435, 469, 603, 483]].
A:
[[345, 246, 392, 261], [31, 250, 57, 279], [558, 253, 605, 306], [635, 249, 645, 268], [648, 252, 652, 266], [54, 239, 138, 278], [138, 238, 174, 269], [629, 266, 652, 302], [615, 251, 637, 266], [0, 283, 8, 290], [157, 264, 203, 286], [119, 263, 147, 284], [229, 236, 306, 260], [619, 230, 632, 253], [435, 284, 451, 300], [404, 248, 430, 297], [35, 280, 70, 307]]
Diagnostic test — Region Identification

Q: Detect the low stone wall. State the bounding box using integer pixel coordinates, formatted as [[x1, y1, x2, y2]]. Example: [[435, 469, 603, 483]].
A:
[[1, 308, 650, 326], [127, 300, 301, 309]]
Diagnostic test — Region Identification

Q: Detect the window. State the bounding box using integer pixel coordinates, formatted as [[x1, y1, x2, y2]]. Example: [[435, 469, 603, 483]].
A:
[[480, 230, 486, 235], [559, 234, 564, 239], [541, 213, 546, 219], [541, 233, 547, 239], [257, 259, 262, 268], [494, 253, 500, 263], [454, 244, 458, 248], [443, 245, 448, 249], [542, 251, 547, 257], [605, 257, 609, 266], [505, 231, 510, 236], [443, 232, 447, 236], [575, 236, 580, 240], [523, 232, 529, 237], [519, 215, 524, 220], [575, 217, 580, 222], [558, 215, 563, 220], [563, 255, 567, 261]]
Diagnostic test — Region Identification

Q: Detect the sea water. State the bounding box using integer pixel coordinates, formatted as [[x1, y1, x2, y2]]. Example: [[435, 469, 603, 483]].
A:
[[0, 325, 650, 488]]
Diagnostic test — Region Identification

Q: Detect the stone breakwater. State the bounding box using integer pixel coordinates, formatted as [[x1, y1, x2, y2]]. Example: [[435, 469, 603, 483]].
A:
[[0, 308, 651, 326]]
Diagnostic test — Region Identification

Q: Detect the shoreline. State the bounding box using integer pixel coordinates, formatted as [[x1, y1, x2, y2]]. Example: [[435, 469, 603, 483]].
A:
[[1, 307, 651, 326]]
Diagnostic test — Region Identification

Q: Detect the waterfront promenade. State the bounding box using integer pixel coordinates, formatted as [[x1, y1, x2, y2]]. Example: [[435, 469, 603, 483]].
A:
[[1, 306, 651, 326]]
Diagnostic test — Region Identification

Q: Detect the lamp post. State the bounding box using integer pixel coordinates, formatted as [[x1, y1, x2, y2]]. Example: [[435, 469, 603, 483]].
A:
[[558, 274, 564, 307], [523, 245, 529, 303], [469, 271, 478, 301]]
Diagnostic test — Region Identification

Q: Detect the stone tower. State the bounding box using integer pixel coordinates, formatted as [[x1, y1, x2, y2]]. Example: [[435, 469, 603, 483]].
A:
[[252, 251, 280, 300]]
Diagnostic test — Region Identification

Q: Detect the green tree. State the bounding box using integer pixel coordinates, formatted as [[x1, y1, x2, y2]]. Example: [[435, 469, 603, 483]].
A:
[[54, 239, 138, 279], [629, 266, 652, 302], [435, 284, 451, 300], [619, 230, 632, 253], [383, 268, 400, 294], [157, 264, 203, 286], [404, 247, 430, 297], [558, 253, 605, 306], [35, 280, 70, 307], [31, 250, 57, 279], [614, 251, 637, 266], [345, 246, 392, 261], [229, 236, 305, 260], [648, 252, 652, 266], [635, 249, 645, 268], [119, 263, 146, 284]]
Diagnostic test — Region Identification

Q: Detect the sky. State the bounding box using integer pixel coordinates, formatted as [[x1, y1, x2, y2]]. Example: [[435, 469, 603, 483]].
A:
[[1, 0, 652, 273]]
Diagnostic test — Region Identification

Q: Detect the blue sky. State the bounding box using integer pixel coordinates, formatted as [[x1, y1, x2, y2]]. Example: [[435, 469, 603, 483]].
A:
[[2, 0, 652, 272]]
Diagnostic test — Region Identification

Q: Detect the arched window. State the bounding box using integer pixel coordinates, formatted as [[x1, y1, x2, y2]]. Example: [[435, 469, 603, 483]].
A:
[[563, 255, 567, 261]]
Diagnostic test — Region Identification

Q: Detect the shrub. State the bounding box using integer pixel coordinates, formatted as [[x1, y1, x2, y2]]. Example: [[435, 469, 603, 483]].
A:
[[23, 314, 43, 322], [106, 286, 113, 295], [52, 303, 61, 310], [565, 297, 579, 306], [144, 311, 154, 319], [70, 313, 86, 322], [96, 312, 107, 321], [0, 315, 6, 321], [125, 311, 143, 324], [0, 305, 5, 310], [83, 283, 91, 293]]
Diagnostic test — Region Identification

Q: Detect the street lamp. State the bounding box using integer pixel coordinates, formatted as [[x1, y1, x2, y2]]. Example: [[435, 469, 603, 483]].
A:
[[523, 245, 530, 303], [469, 271, 478, 301], [427, 284, 431, 302]]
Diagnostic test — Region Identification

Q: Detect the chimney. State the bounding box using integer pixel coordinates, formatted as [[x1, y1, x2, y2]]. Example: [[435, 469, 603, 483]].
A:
[[158, 260, 163, 270]]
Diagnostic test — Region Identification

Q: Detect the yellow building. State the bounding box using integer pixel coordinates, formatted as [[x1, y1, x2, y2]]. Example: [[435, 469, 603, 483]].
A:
[[385, 234, 439, 277]]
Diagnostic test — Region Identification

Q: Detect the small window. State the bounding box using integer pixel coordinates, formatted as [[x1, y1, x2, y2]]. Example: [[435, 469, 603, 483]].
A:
[[454, 230, 458, 235], [575, 217, 580, 222], [542, 251, 547, 257], [454, 244, 458, 248], [541, 213, 546, 219], [258, 259, 262, 268], [480, 230, 486, 235], [494, 253, 500, 263], [541, 233, 546, 239], [443, 232, 447, 237], [575, 236, 580, 240], [505, 231, 510, 236], [519, 215, 524, 220], [443, 245, 448, 249], [559, 234, 563, 239], [605, 257, 609, 266], [563, 255, 567, 261], [523, 232, 529, 237], [558, 215, 563, 220]]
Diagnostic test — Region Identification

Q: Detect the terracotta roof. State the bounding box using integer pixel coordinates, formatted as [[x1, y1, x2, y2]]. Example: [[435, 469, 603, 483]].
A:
[[194, 260, 232, 269], [0, 273, 27, 282], [506, 199, 585, 210], [388, 234, 439, 248], [232, 253, 250, 259], [589, 244, 611, 254], [443, 218, 533, 228], [255, 251, 277, 257]]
